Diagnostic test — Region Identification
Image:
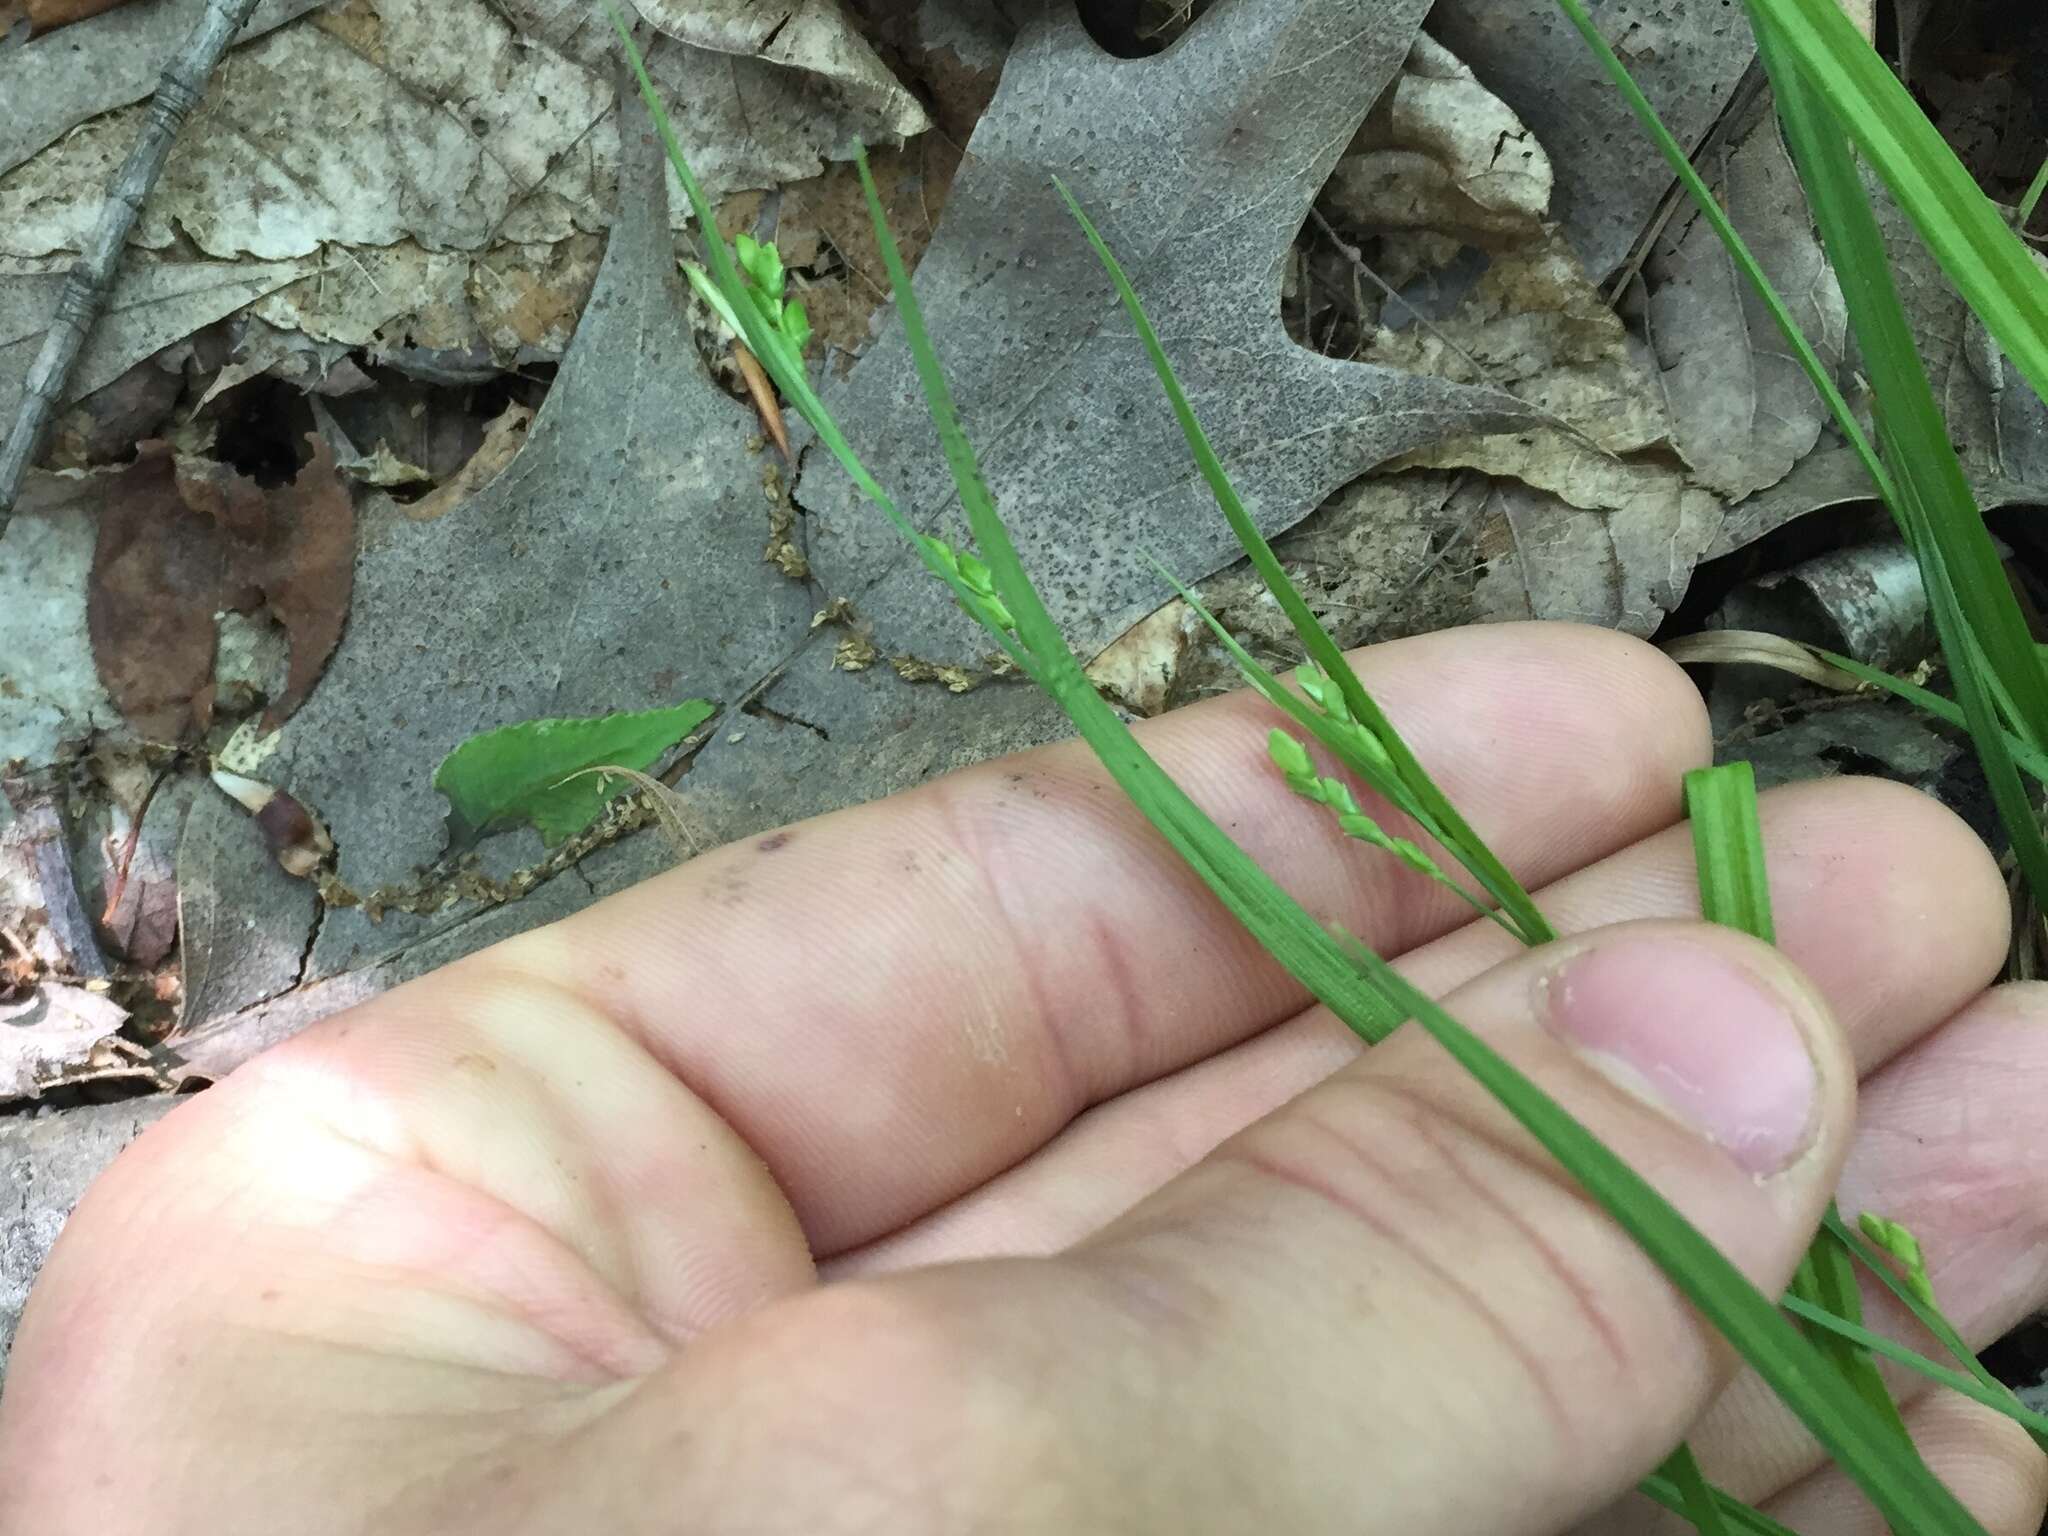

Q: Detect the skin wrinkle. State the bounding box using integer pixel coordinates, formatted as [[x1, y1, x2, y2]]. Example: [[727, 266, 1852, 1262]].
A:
[[933, 770, 1084, 1103], [1412, 1114, 1635, 1373], [1220, 1121, 1579, 1434]]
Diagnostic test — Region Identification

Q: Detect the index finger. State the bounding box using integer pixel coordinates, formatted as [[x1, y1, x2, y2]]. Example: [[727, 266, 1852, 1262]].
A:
[[518, 621, 1708, 1252]]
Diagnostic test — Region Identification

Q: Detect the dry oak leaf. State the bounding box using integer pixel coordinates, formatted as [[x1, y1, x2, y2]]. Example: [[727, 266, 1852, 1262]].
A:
[[796, 0, 1538, 670], [87, 435, 354, 743]]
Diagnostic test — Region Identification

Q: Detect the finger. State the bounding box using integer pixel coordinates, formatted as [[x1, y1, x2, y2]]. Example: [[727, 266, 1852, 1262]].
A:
[[1758, 1393, 2048, 1536], [837, 775, 2005, 1272], [579, 922, 1854, 1536], [505, 622, 1708, 1252], [1629, 981, 2048, 1504]]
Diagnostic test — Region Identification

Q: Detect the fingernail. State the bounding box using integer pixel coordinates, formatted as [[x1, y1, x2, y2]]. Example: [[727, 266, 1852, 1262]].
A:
[[1543, 937, 1819, 1177]]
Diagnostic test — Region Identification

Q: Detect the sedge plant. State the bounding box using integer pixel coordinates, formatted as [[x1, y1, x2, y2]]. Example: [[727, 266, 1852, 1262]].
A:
[[609, 8, 2021, 1530]]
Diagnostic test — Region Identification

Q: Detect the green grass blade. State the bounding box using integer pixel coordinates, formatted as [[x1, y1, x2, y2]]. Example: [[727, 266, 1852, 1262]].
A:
[[1640, 1476, 1807, 1536], [1354, 946, 1990, 1536], [1549, 0, 1890, 503], [1683, 764, 1776, 945], [1755, 19, 2048, 903], [1761, 41, 2048, 743], [1055, 179, 1554, 947], [1741, 0, 2048, 411], [1687, 763, 1910, 1438], [849, 148, 1408, 1046], [1781, 1295, 2048, 1450], [1658, 1444, 1735, 1536]]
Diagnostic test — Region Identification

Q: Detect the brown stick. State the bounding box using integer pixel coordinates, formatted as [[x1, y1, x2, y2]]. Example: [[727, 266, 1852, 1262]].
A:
[[0, 0, 261, 522]]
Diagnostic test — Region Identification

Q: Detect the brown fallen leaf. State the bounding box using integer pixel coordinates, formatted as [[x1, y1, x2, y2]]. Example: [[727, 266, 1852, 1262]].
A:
[[88, 434, 355, 741], [23, 0, 136, 35], [87, 443, 224, 743]]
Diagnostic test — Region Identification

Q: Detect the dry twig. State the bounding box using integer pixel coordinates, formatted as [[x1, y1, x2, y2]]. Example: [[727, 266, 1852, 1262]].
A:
[[0, 0, 261, 521]]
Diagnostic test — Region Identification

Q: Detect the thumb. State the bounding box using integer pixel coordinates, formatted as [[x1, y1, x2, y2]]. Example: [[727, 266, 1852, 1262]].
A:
[[935, 919, 1850, 1534], [1040, 918, 1855, 1535]]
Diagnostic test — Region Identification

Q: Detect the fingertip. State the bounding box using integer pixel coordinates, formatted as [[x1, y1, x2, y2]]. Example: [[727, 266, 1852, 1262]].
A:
[[1764, 775, 2011, 1056]]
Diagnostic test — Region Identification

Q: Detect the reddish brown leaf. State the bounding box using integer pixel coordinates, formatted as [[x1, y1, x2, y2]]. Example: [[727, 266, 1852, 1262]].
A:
[[22, 0, 136, 35], [236, 433, 354, 725], [87, 443, 225, 744], [87, 435, 355, 742]]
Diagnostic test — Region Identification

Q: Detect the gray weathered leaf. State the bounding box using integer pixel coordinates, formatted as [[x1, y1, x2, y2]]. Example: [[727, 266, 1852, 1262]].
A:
[[1428, 0, 1755, 281], [0, 257, 314, 426], [0, 0, 614, 261], [490, 0, 931, 209], [1646, 105, 1847, 501], [0, 471, 125, 769], [1364, 227, 1725, 634], [797, 0, 1537, 672], [1470, 473, 1721, 634], [1707, 443, 2048, 561], [0, 0, 324, 177], [636, 0, 927, 140], [0, 984, 126, 1103], [175, 787, 317, 1028], [1324, 34, 1552, 250], [267, 87, 815, 978]]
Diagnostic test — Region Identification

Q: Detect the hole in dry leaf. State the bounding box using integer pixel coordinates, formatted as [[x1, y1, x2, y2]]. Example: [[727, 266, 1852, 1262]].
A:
[[206, 376, 318, 487]]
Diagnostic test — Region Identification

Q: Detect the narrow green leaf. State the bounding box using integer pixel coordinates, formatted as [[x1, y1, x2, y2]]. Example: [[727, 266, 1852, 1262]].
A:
[[2019, 155, 2048, 233], [1658, 1444, 1735, 1536], [1740, 0, 2048, 412], [1549, 0, 1890, 503], [681, 260, 747, 338], [1057, 179, 1553, 947], [851, 146, 1409, 1045], [433, 700, 716, 849], [1782, 1294, 2048, 1450], [1687, 767, 1910, 1436], [1639, 1476, 1805, 1536], [1796, 1221, 1913, 1438], [1755, 16, 2048, 904], [1683, 764, 1775, 945]]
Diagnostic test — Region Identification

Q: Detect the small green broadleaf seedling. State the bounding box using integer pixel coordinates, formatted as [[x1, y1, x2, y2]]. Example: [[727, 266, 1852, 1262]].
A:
[[433, 699, 715, 849]]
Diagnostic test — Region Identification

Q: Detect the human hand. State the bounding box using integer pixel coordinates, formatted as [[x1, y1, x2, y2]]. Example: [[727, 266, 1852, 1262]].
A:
[[2, 624, 2043, 1535]]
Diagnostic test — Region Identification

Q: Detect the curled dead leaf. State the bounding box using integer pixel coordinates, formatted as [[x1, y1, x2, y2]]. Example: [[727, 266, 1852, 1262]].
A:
[[1661, 630, 1863, 692]]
